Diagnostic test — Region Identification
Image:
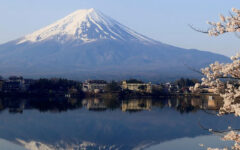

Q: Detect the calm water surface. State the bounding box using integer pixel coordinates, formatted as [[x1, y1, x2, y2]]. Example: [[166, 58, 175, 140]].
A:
[[0, 97, 238, 150]]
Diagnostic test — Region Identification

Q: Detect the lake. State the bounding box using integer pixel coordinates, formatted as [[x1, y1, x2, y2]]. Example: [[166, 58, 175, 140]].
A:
[[0, 97, 238, 150]]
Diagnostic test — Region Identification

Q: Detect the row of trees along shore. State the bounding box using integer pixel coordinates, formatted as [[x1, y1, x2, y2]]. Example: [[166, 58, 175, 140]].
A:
[[0, 77, 201, 98]]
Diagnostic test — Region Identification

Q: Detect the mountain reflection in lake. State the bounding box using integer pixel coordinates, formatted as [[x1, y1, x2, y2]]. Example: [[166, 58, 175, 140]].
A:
[[0, 96, 238, 150]]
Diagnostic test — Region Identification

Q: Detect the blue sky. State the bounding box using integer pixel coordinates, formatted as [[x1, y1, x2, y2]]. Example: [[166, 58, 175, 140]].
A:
[[0, 0, 239, 57]]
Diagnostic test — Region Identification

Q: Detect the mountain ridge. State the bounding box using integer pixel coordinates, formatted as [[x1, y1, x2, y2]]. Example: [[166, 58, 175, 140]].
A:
[[0, 8, 230, 81]]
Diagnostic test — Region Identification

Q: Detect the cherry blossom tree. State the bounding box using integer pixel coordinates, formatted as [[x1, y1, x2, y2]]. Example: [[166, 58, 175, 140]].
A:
[[207, 8, 240, 36], [190, 8, 240, 150], [190, 8, 240, 117]]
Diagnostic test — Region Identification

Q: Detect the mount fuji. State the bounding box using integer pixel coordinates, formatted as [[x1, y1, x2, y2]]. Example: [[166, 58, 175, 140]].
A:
[[0, 8, 229, 81]]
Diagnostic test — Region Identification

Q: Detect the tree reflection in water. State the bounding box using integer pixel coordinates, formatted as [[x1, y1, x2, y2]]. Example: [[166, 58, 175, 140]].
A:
[[0, 95, 223, 114], [0, 95, 238, 150]]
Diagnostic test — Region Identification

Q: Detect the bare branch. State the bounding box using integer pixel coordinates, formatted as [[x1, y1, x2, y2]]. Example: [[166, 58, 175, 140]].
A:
[[188, 24, 209, 34], [215, 76, 240, 80], [183, 63, 204, 75], [229, 11, 234, 18], [198, 121, 240, 134]]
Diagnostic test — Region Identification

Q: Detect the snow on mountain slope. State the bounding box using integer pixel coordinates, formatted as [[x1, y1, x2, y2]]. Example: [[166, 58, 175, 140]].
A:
[[0, 8, 230, 80], [18, 8, 155, 44], [16, 139, 118, 150]]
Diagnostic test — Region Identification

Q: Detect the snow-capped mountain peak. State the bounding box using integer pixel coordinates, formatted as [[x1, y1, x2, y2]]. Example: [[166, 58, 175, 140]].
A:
[[0, 8, 229, 80], [17, 8, 154, 44]]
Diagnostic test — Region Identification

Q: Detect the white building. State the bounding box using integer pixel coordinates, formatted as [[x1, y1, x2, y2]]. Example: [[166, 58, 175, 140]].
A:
[[121, 80, 152, 93], [82, 80, 107, 93]]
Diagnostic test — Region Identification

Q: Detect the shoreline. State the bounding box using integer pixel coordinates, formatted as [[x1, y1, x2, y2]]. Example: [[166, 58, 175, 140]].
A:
[[0, 91, 220, 100]]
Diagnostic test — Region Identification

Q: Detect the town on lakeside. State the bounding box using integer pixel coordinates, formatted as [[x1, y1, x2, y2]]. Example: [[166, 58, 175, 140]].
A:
[[0, 76, 217, 99]]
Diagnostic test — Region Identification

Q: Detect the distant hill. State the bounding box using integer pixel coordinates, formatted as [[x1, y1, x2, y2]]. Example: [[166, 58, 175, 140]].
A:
[[0, 8, 230, 81]]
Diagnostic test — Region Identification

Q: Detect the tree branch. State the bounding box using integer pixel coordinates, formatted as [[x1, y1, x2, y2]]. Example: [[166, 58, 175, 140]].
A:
[[198, 121, 240, 134], [188, 24, 209, 34], [216, 76, 240, 80], [183, 63, 204, 75]]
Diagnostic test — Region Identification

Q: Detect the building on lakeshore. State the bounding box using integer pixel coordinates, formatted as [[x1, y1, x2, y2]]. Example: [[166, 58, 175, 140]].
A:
[[2, 76, 25, 92], [165, 82, 179, 93], [121, 80, 152, 93], [8, 76, 24, 82], [23, 79, 36, 89], [82, 80, 107, 93]]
